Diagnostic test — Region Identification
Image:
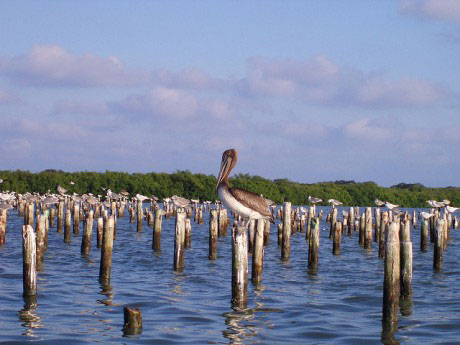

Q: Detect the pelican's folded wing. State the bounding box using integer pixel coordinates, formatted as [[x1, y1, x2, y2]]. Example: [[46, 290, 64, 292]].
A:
[[229, 187, 275, 223]]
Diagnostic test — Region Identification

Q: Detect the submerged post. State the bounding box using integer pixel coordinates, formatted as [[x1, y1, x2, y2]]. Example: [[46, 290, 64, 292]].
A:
[[252, 219, 265, 284], [382, 222, 400, 332], [99, 216, 114, 283], [64, 209, 71, 243], [232, 225, 248, 309], [308, 217, 320, 273], [209, 209, 218, 260], [153, 208, 163, 251], [123, 306, 142, 335], [173, 211, 186, 271], [333, 221, 342, 255], [400, 220, 412, 299], [433, 218, 444, 271], [22, 225, 37, 297], [281, 202, 291, 261]]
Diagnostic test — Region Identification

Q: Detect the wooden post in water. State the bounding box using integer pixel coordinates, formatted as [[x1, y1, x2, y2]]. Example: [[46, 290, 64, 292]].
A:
[[137, 201, 143, 232], [359, 214, 365, 245], [329, 208, 337, 239], [81, 210, 94, 255], [400, 220, 412, 299], [264, 219, 270, 245], [185, 218, 191, 248], [348, 207, 354, 236], [123, 306, 142, 335], [22, 225, 37, 297], [218, 209, 228, 236], [379, 211, 388, 258], [49, 208, 56, 228], [64, 209, 71, 243], [209, 209, 218, 260], [306, 207, 314, 240], [333, 221, 342, 255], [308, 217, 320, 273], [231, 225, 248, 309], [57, 201, 64, 233], [153, 208, 163, 251], [433, 218, 444, 272], [99, 216, 114, 282], [382, 222, 400, 332], [364, 207, 372, 250], [174, 211, 186, 271], [374, 208, 381, 242], [248, 219, 255, 253], [420, 219, 428, 252], [97, 217, 103, 248], [73, 204, 80, 235], [27, 203, 34, 227], [0, 209, 6, 245], [252, 219, 265, 284], [277, 223, 283, 246], [281, 202, 291, 261], [35, 215, 46, 271]]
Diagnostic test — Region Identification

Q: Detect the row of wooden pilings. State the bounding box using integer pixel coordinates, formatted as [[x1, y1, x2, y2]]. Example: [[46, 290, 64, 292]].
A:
[[3, 197, 458, 335]]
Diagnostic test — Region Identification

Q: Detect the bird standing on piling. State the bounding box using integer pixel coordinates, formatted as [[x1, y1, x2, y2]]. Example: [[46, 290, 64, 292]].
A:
[[308, 196, 322, 204], [171, 195, 193, 209], [328, 199, 343, 208], [216, 149, 274, 225]]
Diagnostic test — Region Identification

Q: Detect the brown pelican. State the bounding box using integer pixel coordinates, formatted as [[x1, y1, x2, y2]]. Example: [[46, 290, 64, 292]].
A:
[[216, 149, 274, 224]]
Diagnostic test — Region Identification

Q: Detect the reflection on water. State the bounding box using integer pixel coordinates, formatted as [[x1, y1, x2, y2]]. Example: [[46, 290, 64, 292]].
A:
[[98, 281, 115, 306], [18, 295, 42, 337], [223, 309, 257, 345]]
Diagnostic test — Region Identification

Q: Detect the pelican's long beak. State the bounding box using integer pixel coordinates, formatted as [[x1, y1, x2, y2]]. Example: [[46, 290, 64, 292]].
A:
[[216, 155, 232, 191]]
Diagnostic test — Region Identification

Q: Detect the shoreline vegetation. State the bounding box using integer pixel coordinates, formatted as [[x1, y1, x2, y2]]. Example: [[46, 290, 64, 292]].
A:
[[0, 169, 458, 208]]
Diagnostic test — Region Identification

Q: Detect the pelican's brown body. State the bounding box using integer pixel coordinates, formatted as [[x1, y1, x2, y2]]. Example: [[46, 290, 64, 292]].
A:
[[216, 149, 275, 223]]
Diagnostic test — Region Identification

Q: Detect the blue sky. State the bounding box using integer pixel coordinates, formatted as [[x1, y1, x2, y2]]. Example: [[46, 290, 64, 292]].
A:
[[0, 0, 459, 187]]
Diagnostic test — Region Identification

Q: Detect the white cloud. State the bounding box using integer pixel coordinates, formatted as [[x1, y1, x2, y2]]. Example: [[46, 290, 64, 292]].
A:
[[152, 67, 225, 90], [0, 88, 18, 104], [343, 118, 395, 141], [52, 99, 109, 115], [400, 0, 460, 21], [238, 56, 445, 108], [0, 44, 148, 87]]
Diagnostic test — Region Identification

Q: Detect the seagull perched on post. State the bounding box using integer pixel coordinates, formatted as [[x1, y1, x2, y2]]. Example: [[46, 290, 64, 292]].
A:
[[216, 149, 275, 226], [384, 202, 399, 210], [171, 195, 193, 209], [328, 199, 343, 208], [308, 196, 322, 204]]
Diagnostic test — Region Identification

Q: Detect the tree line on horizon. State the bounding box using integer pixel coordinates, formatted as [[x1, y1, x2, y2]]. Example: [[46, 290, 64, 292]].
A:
[[0, 169, 458, 208]]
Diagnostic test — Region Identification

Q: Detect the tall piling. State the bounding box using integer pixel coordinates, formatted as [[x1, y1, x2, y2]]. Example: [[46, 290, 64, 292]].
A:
[[81, 210, 94, 255], [22, 225, 37, 297], [433, 218, 444, 272], [382, 222, 400, 333], [400, 220, 412, 299], [153, 208, 162, 251], [57, 201, 64, 233], [35, 215, 46, 271], [209, 209, 218, 260], [136, 201, 143, 232], [420, 219, 428, 252], [231, 225, 248, 309], [73, 204, 80, 235], [333, 221, 342, 255], [64, 209, 71, 243], [174, 211, 186, 271], [0, 209, 6, 245], [364, 207, 372, 250], [308, 217, 320, 274], [99, 216, 114, 283], [281, 202, 291, 261], [252, 219, 265, 285]]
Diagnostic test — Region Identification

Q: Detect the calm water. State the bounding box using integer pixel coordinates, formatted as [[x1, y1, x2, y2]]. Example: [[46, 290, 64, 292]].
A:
[[0, 206, 459, 344]]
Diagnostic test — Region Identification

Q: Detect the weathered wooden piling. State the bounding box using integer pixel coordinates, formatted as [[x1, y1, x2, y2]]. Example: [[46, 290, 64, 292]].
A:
[[364, 207, 372, 250], [374, 208, 381, 242], [27, 203, 34, 227], [382, 222, 400, 332], [348, 207, 354, 236], [136, 201, 143, 232], [277, 223, 283, 246], [73, 204, 80, 235], [264, 219, 270, 245], [57, 201, 64, 233], [248, 219, 255, 253], [218, 209, 228, 236], [209, 209, 218, 260], [99, 216, 114, 282], [81, 210, 94, 255], [97, 217, 103, 248], [174, 211, 186, 271], [123, 306, 142, 335], [153, 208, 162, 251], [252, 219, 265, 284], [306, 207, 314, 240], [333, 221, 342, 255], [420, 218, 428, 252], [379, 211, 388, 258], [0, 209, 6, 245], [329, 207, 337, 239], [308, 217, 320, 273], [49, 208, 56, 228], [64, 209, 71, 243], [400, 220, 412, 299], [185, 218, 191, 248], [22, 225, 37, 297], [281, 202, 291, 261], [433, 218, 444, 271], [35, 215, 46, 270], [231, 225, 248, 309]]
